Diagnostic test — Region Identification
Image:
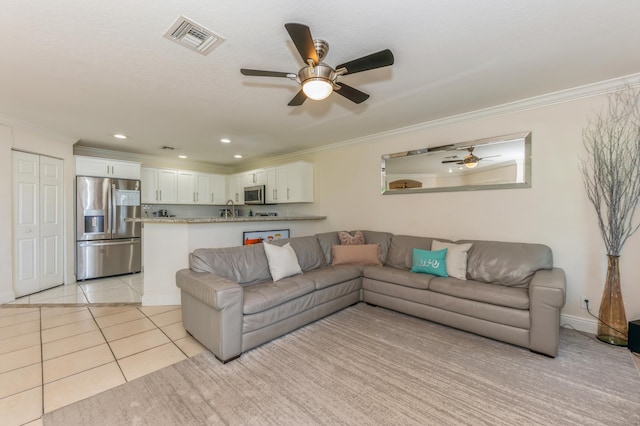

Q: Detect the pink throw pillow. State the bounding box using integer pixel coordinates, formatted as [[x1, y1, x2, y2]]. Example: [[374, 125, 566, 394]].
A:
[[331, 244, 381, 266], [338, 230, 365, 245]]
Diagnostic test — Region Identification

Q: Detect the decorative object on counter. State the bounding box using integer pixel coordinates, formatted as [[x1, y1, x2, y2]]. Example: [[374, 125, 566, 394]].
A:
[[243, 229, 290, 245], [580, 85, 640, 347]]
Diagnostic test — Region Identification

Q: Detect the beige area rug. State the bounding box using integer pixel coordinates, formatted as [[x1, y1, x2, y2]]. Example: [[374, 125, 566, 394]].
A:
[[44, 303, 640, 425]]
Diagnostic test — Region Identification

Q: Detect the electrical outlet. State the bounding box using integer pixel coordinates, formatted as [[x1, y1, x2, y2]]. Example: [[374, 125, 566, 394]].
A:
[[580, 296, 591, 309]]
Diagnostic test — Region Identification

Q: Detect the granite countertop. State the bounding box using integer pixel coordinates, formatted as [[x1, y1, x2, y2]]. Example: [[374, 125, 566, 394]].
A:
[[128, 215, 327, 224]]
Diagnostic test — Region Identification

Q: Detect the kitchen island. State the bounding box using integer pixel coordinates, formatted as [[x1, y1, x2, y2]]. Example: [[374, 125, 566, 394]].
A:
[[130, 216, 326, 305]]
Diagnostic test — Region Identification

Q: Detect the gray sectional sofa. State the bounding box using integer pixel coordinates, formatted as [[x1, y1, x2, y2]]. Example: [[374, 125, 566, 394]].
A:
[[176, 230, 566, 363]]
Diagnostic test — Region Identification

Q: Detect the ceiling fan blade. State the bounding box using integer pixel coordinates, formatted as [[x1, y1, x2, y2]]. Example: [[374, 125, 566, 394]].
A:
[[336, 49, 394, 75], [241, 69, 293, 78], [480, 155, 501, 160], [442, 160, 463, 164], [288, 90, 307, 106], [284, 23, 319, 65], [334, 83, 369, 104]]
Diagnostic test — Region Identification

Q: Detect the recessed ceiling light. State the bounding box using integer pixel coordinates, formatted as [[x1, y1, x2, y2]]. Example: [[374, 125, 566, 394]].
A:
[[114, 134, 127, 139], [178, 155, 187, 159], [220, 138, 231, 143], [234, 154, 243, 159]]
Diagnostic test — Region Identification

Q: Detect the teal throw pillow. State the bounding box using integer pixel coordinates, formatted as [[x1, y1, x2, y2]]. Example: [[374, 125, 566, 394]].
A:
[[411, 248, 448, 277]]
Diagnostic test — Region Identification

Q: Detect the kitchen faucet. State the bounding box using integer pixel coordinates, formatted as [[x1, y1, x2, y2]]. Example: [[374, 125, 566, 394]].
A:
[[225, 199, 235, 218]]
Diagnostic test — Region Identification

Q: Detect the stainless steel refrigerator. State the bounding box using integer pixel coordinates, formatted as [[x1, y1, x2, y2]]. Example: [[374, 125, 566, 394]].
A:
[[76, 176, 142, 280]]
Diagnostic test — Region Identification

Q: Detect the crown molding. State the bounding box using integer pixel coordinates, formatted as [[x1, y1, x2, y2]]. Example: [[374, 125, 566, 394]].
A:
[[281, 72, 640, 158], [0, 114, 77, 145], [73, 145, 233, 174]]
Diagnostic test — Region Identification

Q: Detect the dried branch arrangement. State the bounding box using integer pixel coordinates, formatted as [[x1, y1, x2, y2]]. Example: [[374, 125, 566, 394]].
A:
[[580, 86, 640, 256]]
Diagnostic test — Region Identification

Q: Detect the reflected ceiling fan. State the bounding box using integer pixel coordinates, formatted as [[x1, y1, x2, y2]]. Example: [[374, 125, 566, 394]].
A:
[[240, 23, 394, 106], [441, 147, 500, 169]]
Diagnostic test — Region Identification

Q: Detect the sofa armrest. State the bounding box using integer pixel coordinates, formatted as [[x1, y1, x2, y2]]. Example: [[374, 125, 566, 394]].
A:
[[175, 269, 243, 362], [176, 269, 242, 310], [528, 268, 566, 357]]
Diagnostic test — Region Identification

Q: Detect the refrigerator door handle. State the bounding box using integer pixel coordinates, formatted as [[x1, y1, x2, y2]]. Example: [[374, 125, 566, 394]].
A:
[[78, 239, 140, 248], [111, 183, 117, 237]]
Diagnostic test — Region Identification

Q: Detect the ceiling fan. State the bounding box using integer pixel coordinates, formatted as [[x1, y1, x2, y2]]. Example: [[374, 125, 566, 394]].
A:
[[441, 147, 500, 169], [240, 23, 394, 106]]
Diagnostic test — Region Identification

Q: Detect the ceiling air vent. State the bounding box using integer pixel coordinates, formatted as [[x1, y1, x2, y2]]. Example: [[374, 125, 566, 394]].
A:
[[163, 15, 225, 56]]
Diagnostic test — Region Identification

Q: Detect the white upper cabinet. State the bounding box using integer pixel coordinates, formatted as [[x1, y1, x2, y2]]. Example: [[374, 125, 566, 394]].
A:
[[177, 171, 196, 204], [177, 172, 227, 204], [265, 167, 278, 204], [267, 161, 314, 203], [209, 174, 227, 204], [227, 174, 245, 205], [141, 162, 311, 205], [141, 167, 178, 204], [75, 156, 140, 179]]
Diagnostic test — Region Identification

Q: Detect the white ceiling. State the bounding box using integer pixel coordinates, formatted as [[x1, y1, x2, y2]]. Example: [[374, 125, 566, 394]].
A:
[[2, 1, 640, 166]]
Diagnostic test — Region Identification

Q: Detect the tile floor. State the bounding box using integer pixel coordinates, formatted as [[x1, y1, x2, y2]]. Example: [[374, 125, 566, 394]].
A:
[[9, 273, 144, 305], [0, 303, 207, 426], [3, 275, 640, 425]]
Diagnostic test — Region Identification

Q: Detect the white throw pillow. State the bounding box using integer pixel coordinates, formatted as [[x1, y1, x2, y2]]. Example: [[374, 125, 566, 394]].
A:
[[431, 240, 473, 280], [263, 242, 303, 282]]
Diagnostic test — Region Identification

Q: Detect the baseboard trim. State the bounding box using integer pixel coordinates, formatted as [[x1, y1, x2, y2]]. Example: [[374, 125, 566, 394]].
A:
[[561, 313, 598, 334]]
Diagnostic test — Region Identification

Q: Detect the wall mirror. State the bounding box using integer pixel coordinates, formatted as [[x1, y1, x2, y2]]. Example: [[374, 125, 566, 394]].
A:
[[381, 131, 531, 194]]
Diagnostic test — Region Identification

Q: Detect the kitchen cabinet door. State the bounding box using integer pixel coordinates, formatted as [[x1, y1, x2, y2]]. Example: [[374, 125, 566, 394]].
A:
[[210, 174, 227, 204], [276, 162, 314, 203], [140, 167, 158, 203], [265, 167, 278, 203], [227, 174, 244, 204], [177, 171, 196, 204], [157, 169, 178, 203], [194, 173, 211, 204], [76, 156, 140, 179]]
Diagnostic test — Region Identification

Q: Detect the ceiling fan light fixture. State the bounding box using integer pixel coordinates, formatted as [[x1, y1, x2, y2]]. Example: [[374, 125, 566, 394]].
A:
[[464, 160, 478, 169], [302, 78, 333, 100]]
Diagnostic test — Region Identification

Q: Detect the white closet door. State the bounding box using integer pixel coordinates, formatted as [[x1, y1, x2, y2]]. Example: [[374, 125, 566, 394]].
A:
[[39, 155, 64, 288], [13, 152, 40, 296], [13, 151, 64, 297]]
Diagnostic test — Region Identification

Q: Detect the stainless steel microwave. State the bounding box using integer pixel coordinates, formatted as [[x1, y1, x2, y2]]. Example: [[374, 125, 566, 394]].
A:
[[244, 185, 265, 204]]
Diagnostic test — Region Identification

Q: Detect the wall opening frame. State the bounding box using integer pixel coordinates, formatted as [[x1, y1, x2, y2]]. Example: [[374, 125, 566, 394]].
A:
[[243, 229, 290, 245], [381, 131, 531, 194]]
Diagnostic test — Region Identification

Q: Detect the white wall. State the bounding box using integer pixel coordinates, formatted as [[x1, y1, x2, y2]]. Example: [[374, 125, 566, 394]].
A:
[[282, 93, 639, 331], [0, 124, 75, 302]]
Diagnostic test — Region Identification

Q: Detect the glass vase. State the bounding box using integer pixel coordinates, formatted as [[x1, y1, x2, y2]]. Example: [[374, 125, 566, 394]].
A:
[[596, 255, 628, 346]]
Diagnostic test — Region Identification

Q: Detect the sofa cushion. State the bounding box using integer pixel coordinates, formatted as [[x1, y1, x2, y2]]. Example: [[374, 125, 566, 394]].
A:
[[189, 244, 271, 285], [339, 230, 365, 245], [429, 277, 530, 310], [332, 244, 382, 266], [364, 265, 435, 290], [411, 248, 448, 277], [431, 240, 473, 280], [263, 242, 303, 282], [385, 235, 435, 270], [460, 240, 553, 287], [360, 231, 393, 264], [242, 275, 316, 314], [315, 232, 340, 264], [301, 265, 363, 290], [270, 236, 327, 272]]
